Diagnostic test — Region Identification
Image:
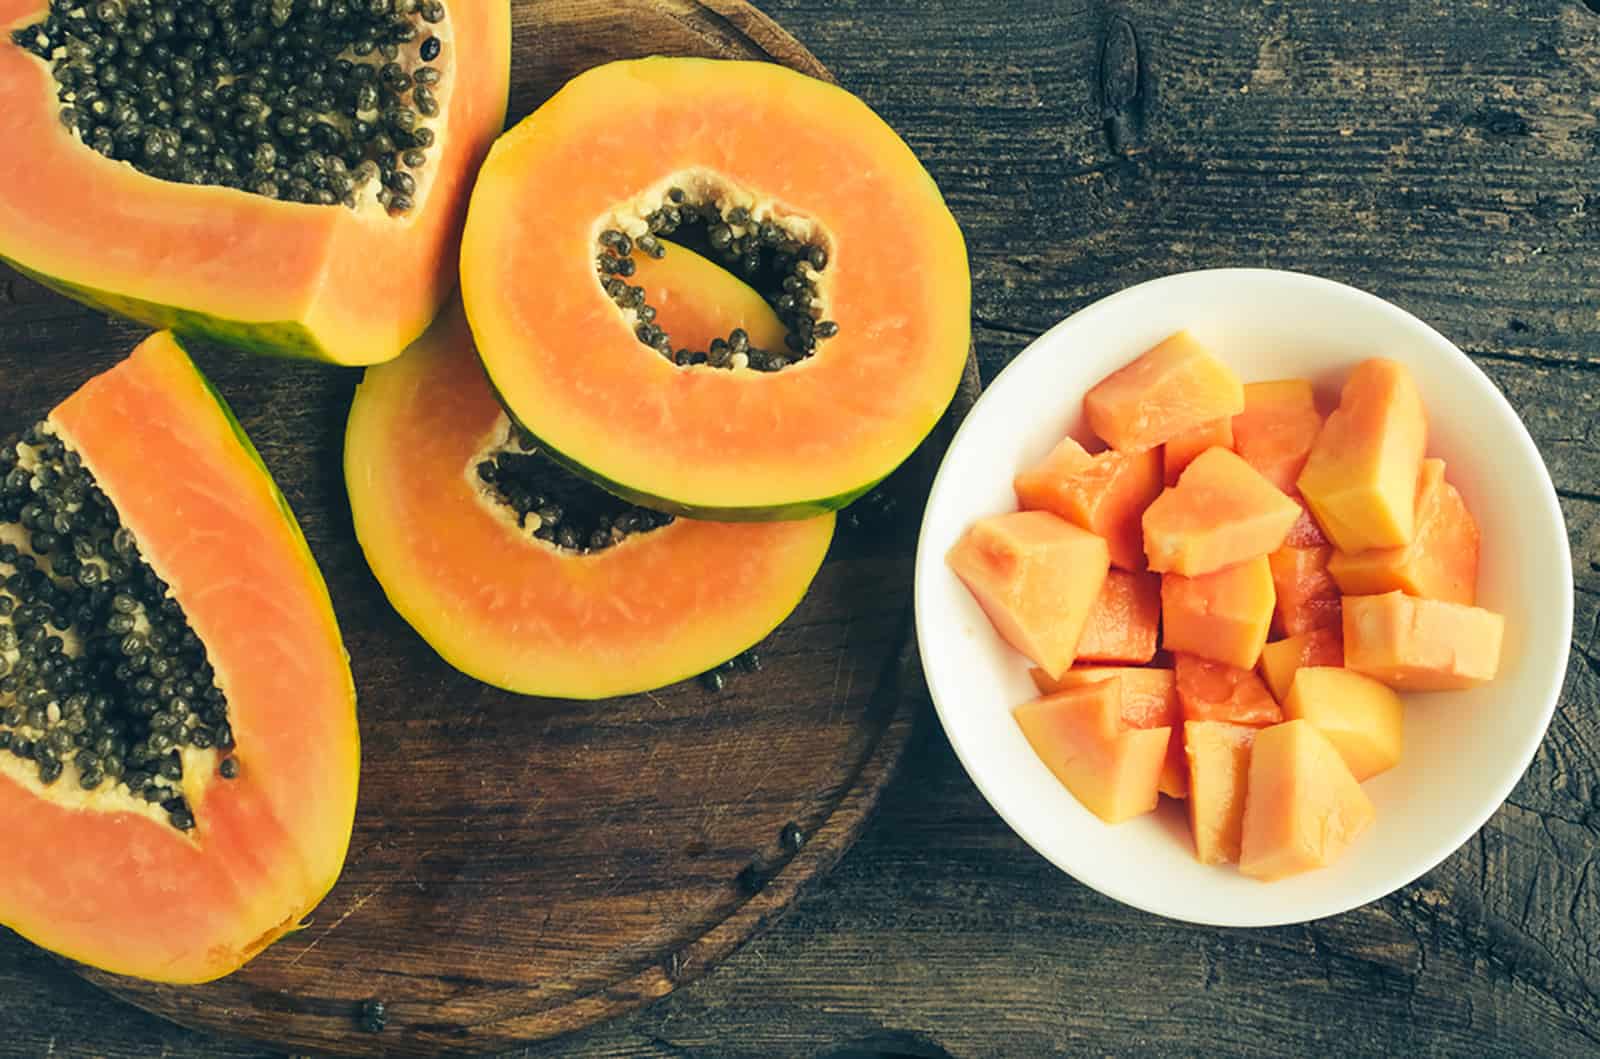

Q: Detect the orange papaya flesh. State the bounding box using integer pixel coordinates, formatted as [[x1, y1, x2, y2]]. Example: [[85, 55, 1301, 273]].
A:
[[1174, 653, 1284, 727], [1014, 437, 1162, 572], [1074, 569, 1161, 665], [1013, 680, 1169, 824], [1232, 380, 1324, 494], [1, 332, 358, 983], [1267, 540, 1342, 637], [1327, 458, 1480, 605], [1142, 447, 1301, 576], [462, 58, 971, 519], [1342, 591, 1505, 691], [1185, 720, 1257, 865], [948, 511, 1109, 680], [1084, 332, 1245, 453], [347, 300, 835, 699], [1239, 720, 1375, 882], [1258, 627, 1345, 703], [1297, 358, 1429, 553], [1027, 665, 1185, 797], [1163, 417, 1234, 486], [0, 1, 510, 364], [1161, 556, 1276, 670], [1283, 667, 1404, 782]]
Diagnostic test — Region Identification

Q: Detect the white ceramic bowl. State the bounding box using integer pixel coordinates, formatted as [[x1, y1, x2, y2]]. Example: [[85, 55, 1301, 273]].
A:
[[915, 268, 1573, 926]]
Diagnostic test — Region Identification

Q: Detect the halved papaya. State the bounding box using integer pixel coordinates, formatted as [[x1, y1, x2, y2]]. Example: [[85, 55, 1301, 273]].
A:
[[0, 332, 357, 982], [0, 0, 510, 363], [460, 58, 971, 518], [346, 298, 835, 699]]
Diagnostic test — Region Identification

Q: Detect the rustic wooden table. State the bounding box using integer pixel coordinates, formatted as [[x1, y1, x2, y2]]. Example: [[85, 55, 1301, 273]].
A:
[[4, 1, 1600, 1055]]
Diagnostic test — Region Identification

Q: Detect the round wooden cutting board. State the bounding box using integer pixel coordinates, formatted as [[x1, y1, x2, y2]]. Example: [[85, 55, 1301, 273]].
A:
[[0, 1, 977, 1054]]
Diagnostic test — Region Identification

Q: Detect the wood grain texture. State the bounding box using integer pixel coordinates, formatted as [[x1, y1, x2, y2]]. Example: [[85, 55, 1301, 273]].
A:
[[4, 0, 1600, 1056]]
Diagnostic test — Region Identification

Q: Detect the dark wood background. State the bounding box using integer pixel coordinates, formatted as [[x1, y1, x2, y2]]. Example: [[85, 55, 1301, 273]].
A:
[[4, 0, 1600, 1055]]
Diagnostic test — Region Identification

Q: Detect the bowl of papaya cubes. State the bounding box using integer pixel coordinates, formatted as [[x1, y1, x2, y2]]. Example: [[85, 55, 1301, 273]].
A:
[[915, 268, 1573, 925]]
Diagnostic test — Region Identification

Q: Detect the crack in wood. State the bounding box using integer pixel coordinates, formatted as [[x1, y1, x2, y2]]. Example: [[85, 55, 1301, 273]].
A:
[[1098, 13, 1144, 156]]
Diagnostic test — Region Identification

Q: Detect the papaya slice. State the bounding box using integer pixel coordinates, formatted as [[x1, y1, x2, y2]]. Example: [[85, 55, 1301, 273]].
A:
[[1239, 720, 1375, 882], [1184, 720, 1257, 865], [1013, 680, 1170, 824], [460, 58, 971, 519], [0, 1, 510, 363], [0, 333, 357, 982], [1267, 538, 1342, 637], [1327, 458, 1480, 605], [1342, 591, 1505, 691], [346, 297, 835, 699], [1084, 332, 1245, 453], [1162, 417, 1234, 486], [1142, 447, 1301, 576], [1232, 380, 1324, 494], [1175, 653, 1284, 727], [1258, 627, 1344, 703], [1161, 556, 1276, 670], [1028, 665, 1186, 797], [1074, 569, 1161, 665], [1014, 437, 1162, 572]]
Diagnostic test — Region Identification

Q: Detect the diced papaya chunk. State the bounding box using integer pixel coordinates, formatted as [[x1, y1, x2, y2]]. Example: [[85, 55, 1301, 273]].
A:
[[1327, 458, 1480, 605], [1143, 448, 1302, 576], [1342, 591, 1505, 691], [1232, 380, 1324, 494], [1161, 555, 1276, 670], [1283, 667, 1404, 781], [1258, 627, 1344, 703], [1239, 720, 1375, 882], [1175, 653, 1283, 726], [1185, 720, 1258, 864], [948, 511, 1110, 679], [1297, 359, 1429, 553], [1075, 570, 1161, 664], [1015, 438, 1162, 572], [1084, 332, 1245, 453], [1013, 680, 1170, 823], [1028, 665, 1187, 798], [1164, 419, 1234, 486], [1267, 540, 1342, 636], [1283, 501, 1330, 549]]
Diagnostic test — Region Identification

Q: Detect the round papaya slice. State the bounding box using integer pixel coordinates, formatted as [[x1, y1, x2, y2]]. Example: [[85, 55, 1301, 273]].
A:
[[346, 260, 835, 699], [0, 333, 357, 982], [460, 57, 971, 519], [0, 0, 509, 364]]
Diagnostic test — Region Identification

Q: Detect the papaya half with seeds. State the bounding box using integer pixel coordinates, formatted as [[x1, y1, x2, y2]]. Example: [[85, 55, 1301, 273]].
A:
[[0, 332, 358, 983], [346, 253, 835, 699], [0, 0, 509, 364], [460, 57, 971, 520]]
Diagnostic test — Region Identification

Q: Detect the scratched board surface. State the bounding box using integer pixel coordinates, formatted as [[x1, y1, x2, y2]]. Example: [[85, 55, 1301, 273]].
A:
[[0, 0, 975, 1055]]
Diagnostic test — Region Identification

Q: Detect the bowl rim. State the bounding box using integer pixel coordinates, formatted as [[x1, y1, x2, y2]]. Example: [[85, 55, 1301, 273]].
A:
[[913, 266, 1574, 926]]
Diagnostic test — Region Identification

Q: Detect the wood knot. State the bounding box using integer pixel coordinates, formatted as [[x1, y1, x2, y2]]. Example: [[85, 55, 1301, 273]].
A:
[[1099, 14, 1146, 155]]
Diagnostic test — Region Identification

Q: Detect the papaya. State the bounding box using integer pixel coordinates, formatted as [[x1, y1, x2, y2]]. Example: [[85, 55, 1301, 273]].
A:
[[460, 58, 971, 519], [1297, 359, 1429, 553], [1342, 591, 1505, 691], [947, 511, 1109, 680], [1174, 653, 1283, 727], [1266, 539, 1342, 637], [1239, 720, 1375, 881], [1074, 569, 1161, 665], [1327, 458, 1480, 605], [1161, 556, 1276, 670], [0, 1, 511, 364], [1013, 680, 1170, 824], [1282, 667, 1404, 782], [1014, 437, 1162, 572], [1258, 627, 1344, 703], [1028, 665, 1186, 798], [1084, 332, 1245, 453], [346, 294, 835, 700], [1184, 720, 1257, 865], [1142, 447, 1301, 576], [0, 332, 358, 982], [1232, 380, 1324, 494], [1163, 418, 1233, 486]]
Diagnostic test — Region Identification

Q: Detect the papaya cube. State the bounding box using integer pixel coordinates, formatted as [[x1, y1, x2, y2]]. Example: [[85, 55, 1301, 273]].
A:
[[1075, 570, 1161, 664], [1327, 458, 1480, 605], [1013, 679, 1170, 823], [1232, 380, 1324, 494], [1283, 667, 1404, 781], [1258, 627, 1344, 703], [1014, 437, 1162, 572], [1163, 418, 1234, 486], [1143, 447, 1302, 576], [1343, 591, 1505, 691], [1084, 332, 1245, 453], [1175, 653, 1283, 726], [1162, 556, 1276, 670], [1028, 665, 1186, 798], [1297, 359, 1429, 553], [1284, 501, 1330, 549], [1267, 540, 1342, 637], [947, 511, 1110, 679], [1185, 721, 1258, 864], [1239, 720, 1376, 882]]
